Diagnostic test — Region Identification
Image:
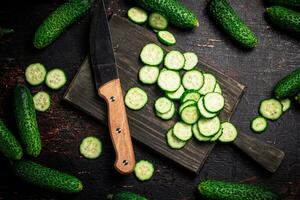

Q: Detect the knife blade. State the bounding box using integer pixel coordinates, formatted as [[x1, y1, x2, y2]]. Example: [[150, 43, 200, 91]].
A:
[[89, 0, 136, 174]]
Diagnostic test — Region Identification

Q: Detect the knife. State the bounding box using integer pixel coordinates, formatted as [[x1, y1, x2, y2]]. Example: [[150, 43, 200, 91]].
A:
[[89, 0, 136, 174]]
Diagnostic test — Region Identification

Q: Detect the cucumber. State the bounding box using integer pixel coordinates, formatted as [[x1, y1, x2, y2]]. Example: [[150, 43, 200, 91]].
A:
[[164, 50, 185, 70], [274, 68, 300, 99], [155, 97, 172, 114], [214, 83, 222, 94], [125, 87, 148, 110], [14, 85, 42, 157], [280, 98, 291, 112], [157, 30, 176, 46], [173, 121, 192, 141], [33, 0, 92, 49], [80, 136, 102, 159], [251, 116, 268, 133], [209, 0, 258, 48], [134, 160, 154, 181], [203, 92, 224, 113], [179, 100, 196, 113], [128, 7, 148, 25], [268, 0, 300, 8], [197, 97, 217, 119], [266, 6, 300, 34], [156, 101, 175, 120], [45, 69, 67, 90], [25, 63, 47, 86], [218, 122, 238, 142], [139, 65, 160, 84], [180, 105, 200, 124], [181, 90, 201, 103], [165, 84, 185, 100], [183, 52, 198, 71], [33, 91, 51, 112], [0, 119, 23, 160], [140, 43, 164, 66], [12, 160, 83, 193], [182, 70, 204, 90], [148, 12, 168, 30], [210, 128, 223, 141], [157, 69, 181, 92], [259, 99, 283, 120], [107, 191, 147, 200], [192, 123, 211, 142], [135, 0, 199, 29], [199, 73, 216, 95], [197, 116, 221, 137], [198, 180, 280, 200], [166, 128, 186, 149]]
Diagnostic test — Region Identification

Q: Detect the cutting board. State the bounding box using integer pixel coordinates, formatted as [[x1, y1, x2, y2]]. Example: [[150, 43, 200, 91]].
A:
[[63, 15, 246, 173]]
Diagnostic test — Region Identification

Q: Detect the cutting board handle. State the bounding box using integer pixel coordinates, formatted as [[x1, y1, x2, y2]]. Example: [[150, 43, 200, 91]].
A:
[[98, 79, 136, 174], [233, 133, 285, 173]]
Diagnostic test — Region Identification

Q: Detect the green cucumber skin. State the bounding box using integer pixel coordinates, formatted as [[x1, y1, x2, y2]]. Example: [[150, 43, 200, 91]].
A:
[[33, 0, 92, 49], [108, 191, 148, 200], [0, 119, 23, 160], [135, 0, 199, 29], [12, 160, 83, 193], [274, 68, 300, 99], [209, 0, 258, 48], [198, 180, 280, 200], [266, 6, 300, 34], [268, 0, 300, 8], [14, 85, 42, 157]]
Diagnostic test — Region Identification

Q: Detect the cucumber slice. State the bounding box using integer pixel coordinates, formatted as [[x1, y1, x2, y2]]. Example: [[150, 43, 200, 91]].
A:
[[165, 84, 185, 100], [157, 69, 181, 92], [214, 83, 222, 94], [155, 97, 172, 114], [25, 63, 47, 86], [199, 73, 216, 95], [218, 122, 238, 142], [179, 100, 196, 113], [134, 160, 154, 181], [181, 90, 201, 103], [192, 123, 211, 142], [80, 136, 102, 159], [180, 105, 200, 124], [45, 69, 67, 90], [183, 52, 198, 71], [140, 43, 164, 66], [139, 65, 160, 84], [33, 91, 51, 112], [164, 51, 185, 70], [203, 92, 225, 113], [197, 116, 221, 137], [125, 87, 148, 110], [156, 102, 175, 120], [259, 99, 283, 120], [157, 31, 176, 46], [173, 121, 192, 141], [210, 128, 223, 141], [127, 7, 148, 25], [182, 70, 204, 90], [166, 128, 186, 149], [197, 97, 217, 119], [148, 12, 168, 30], [251, 116, 268, 133], [280, 98, 291, 112]]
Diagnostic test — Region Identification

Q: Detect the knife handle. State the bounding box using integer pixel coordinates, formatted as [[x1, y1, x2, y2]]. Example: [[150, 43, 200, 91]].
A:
[[98, 79, 136, 174]]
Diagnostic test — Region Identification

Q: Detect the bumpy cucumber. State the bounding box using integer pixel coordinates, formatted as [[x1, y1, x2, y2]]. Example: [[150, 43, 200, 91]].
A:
[[107, 191, 147, 200], [33, 0, 92, 49], [14, 85, 42, 157], [268, 0, 300, 8], [274, 68, 300, 99], [12, 160, 83, 193], [209, 0, 258, 48]]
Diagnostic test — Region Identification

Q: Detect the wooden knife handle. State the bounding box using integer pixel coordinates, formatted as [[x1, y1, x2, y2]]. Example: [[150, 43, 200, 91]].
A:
[[98, 79, 136, 174], [233, 133, 285, 173]]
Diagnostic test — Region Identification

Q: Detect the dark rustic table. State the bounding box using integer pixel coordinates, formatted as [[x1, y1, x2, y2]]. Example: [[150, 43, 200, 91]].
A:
[[0, 0, 299, 199]]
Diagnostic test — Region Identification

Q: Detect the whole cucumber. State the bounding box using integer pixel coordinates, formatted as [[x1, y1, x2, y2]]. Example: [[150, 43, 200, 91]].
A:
[[268, 0, 300, 8], [274, 68, 300, 99], [0, 119, 23, 160], [208, 0, 258, 48], [107, 191, 147, 200], [14, 85, 41, 157], [33, 0, 92, 49], [12, 160, 83, 193]]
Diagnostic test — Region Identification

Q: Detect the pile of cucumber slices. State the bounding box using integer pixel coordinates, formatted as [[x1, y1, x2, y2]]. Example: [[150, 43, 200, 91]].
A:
[[125, 43, 238, 150]]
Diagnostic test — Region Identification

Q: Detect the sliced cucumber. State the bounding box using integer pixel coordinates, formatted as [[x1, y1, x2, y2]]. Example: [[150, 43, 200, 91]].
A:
[[192, 123, 211, 142], [182, 70, 204, 90], [164, 51, 185, 70], [259, 99, 283, 120], [25, 63, 47, 86], [218, 122, 238, 142], [280, 98, 291, 112], [210, 128, 223, 141], [199, 73, 216, 95], [139, 65, 160, 84], [251, 116, 268, 133], [173, 121, 192, 141], [180, 105, 200, 124], [197, 97, 217, 119], [45, 69, 67, 90], [140, 43, 164, 66], [165, 84, 185, 100], [33, 91, 51, 112], [80, 136, 102, 159], [203, 92, 225, 113], [181, 90, 201, 103], [179, 100, 196, 113], [157, 31, 176, 46], [183, 52, 198, 71], [125, 87, 148, 110], [157, 69, 181, 92], [214, 83, 222, 94], [166, 128, 186, 149], [127, 7, 148, 25], [148, 12, 168, 30], [156, 102, 175, 120], [134, 160, 154, 181], [197, 116, 221, 137], [155, 97, 172, 114]]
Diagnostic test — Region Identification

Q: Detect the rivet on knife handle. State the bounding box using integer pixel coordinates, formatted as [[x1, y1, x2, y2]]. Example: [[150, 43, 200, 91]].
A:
[[98, 79, 136, 174]]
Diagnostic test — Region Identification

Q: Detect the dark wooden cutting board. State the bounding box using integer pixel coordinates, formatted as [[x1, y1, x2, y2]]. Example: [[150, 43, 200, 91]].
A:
[[63, 15, 246, 173]]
